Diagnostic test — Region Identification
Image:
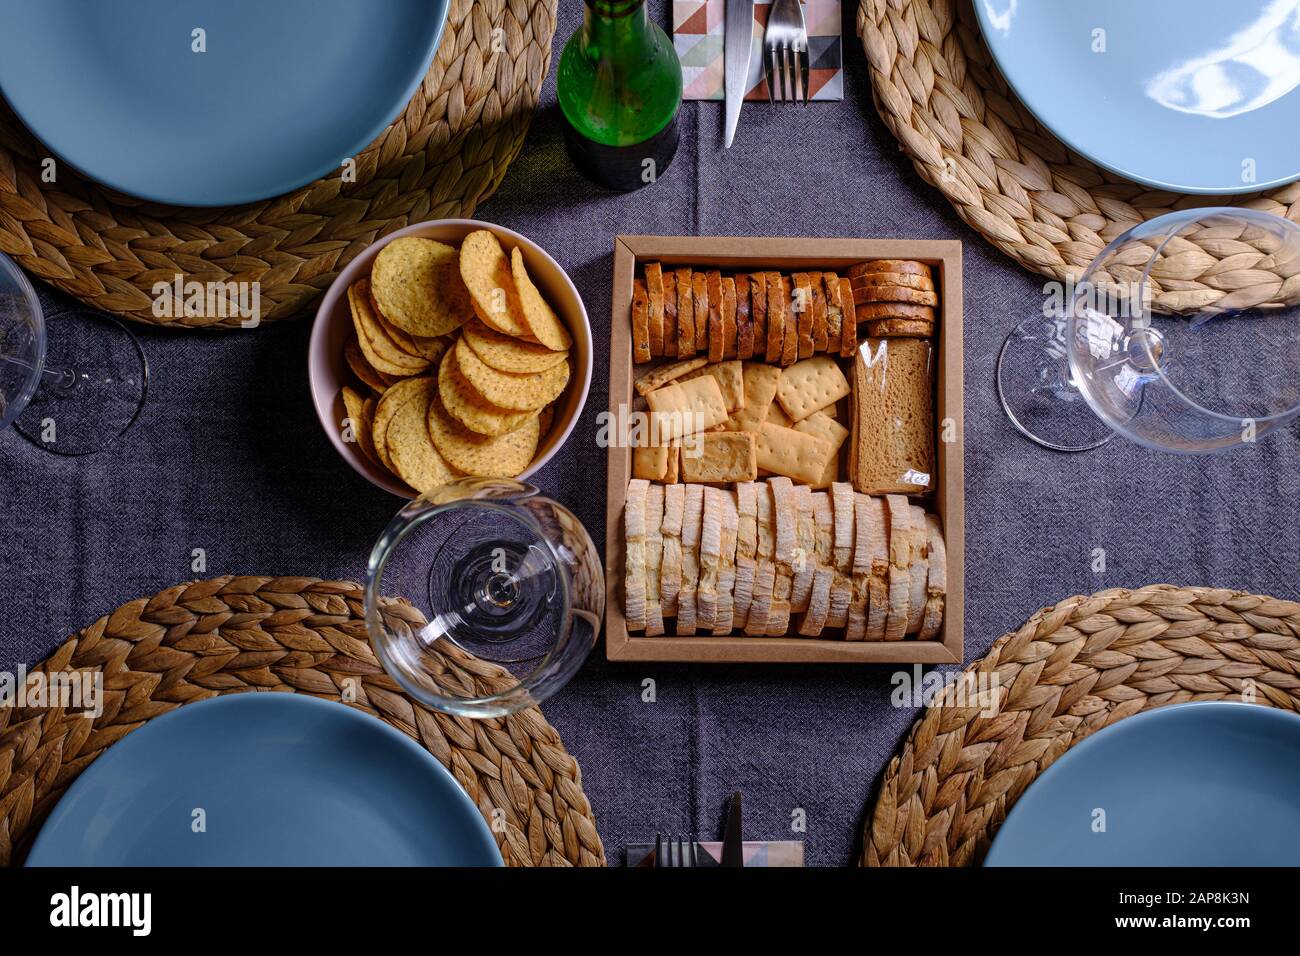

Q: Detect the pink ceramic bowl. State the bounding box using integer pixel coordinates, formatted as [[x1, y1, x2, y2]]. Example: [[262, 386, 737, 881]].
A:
[[308, 219, 593, 498]]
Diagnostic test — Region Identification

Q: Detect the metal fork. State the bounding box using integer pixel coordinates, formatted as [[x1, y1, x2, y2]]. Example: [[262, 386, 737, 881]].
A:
[[654, 834, 696, 867], [763, 0, 809, 103]]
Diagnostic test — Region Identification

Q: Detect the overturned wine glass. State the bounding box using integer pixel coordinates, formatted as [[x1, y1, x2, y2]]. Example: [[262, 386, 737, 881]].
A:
[[365, 478, 604, 718], [0, 252, 147, 455], [997, 207, 1300, 454]]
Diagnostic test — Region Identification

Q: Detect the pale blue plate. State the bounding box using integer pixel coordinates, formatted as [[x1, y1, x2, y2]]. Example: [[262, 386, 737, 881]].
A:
[[26, 693, 503, 866], [0, 0, 448, 206], [974, 0, 1300, 194], [985, 702, 1300, 866]]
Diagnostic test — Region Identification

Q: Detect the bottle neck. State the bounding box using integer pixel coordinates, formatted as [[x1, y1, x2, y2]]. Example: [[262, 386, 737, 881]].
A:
[[583, 0, 650, 50]]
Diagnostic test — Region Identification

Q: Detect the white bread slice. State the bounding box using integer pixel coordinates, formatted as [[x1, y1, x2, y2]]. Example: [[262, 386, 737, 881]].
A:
[[826, 482, 856, 629], [845, 493, 876, 640], [863, 496, 890, 641], [745, 482, 776, 635], [884, 494, 912, 640], [697, 486, 724, 632], [767, 477, 797, 635], [677, 484, 704, 634], [625, 479, 649, 631], [644, 485, 665, 636], [918, 513, 947, 640], [907, 504, 929, 634], [789, 485, 816, 612], [660, 484, 685, 619], [797, 492, 835, 637], [733, 482, 759, 629], [713, 489, 739, 635]]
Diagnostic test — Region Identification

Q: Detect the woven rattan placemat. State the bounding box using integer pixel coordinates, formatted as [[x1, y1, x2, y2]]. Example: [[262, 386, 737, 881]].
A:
[[861, 585, 1300, 866], [857, 0, 1300, 310], [0, 575, 605, 867], [0, 0, 557, 330]]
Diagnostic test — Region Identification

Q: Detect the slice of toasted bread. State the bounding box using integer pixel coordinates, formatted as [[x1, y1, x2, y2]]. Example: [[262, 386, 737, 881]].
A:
[[625, 479, 649, 631], [838, 277, 857, 359], [790, 485, 816, 613], [863, 496, 890, 641], [750, 272, 768, 354], [822, 272, 843, 348], [721, 277, 738, 359], [884, 495, 912, 640], [712, 488, 739, 635], [846, 493, 876, 641], [735, 275, 753, 360], [810, 273, 828, 353], [764, 272, 785, 364], [733, 482, 759, 629], [919, 513, 947, 640], [706, 270, 724, 363], [853, 284, 939, 308], [644, 485, 665, 636], [692, 272, 710, 361], [907, 504, 928, 634], [850, 270, 936, 293], [645, 263, 666, 359], [797, 492, 835, 637], [631, 278, 651, 364], [780, 274, 799, 367], [660, 484, 685, 619], [675, 268, 695, 357], [697, 485, 724, 632], [677, 484, 705, 634], [745, 482, 776, 635], [662, 263, 678, 358], [793, 272, 815, 359], [848, 260, 933, 279]]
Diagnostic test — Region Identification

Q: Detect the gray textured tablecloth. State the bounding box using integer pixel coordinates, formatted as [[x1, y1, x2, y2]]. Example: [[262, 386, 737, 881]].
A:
[[2, 2, 1297, 867]]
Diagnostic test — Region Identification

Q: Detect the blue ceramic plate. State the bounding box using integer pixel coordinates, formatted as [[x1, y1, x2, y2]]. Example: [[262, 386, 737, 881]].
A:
[[985, 702, 1300, 866], [0, 0, 448, 206], [26, 693, 502, 866], [974, 0, 1300, 194]]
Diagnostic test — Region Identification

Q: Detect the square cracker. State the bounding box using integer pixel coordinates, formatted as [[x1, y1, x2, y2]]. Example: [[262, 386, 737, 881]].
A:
[[756, 422, 835, 486], [776, 356, 851, 422], [646, 374, 729, 440], [730, 361, 783, 434], [682, 359, 744, 413], [680, 432, 757, 484]]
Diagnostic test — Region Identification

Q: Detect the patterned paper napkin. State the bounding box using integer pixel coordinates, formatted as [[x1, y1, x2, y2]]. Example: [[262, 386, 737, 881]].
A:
[[672, 0, 843, 101]]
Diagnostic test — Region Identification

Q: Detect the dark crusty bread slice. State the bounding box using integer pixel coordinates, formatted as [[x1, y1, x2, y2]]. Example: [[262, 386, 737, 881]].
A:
[[838, 277, 857, 359], [853, 284, 938, 308], [675, 267, 695, 357], [749, 272, 768, 353], [721, 276, 738, 359], [764, 272, 785, 364], [631, 278, 651, 364], [693, 272, 710, 361], [645, 262, 666, 358], [810, 273, 828, 353], [779, 274, 798, 367], [854, 302, 936, 322], [848, 260, 932, 279], [850, 270, 935, 293], [735, 274, 754, 360], [662, 263, 678, 357], [852, 337, 935, 495], [706, 270, 724, 363]]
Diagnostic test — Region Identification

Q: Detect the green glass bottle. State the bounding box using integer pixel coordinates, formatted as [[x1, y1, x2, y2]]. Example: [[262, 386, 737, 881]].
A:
[[557, 0, 683, 192]]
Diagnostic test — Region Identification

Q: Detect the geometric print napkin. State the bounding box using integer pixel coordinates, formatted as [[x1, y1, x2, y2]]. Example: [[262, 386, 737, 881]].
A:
[[672, 0, 844, 101]]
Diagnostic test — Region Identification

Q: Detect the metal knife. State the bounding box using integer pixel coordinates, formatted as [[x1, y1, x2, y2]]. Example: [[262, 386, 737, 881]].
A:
[[721, 791, 744, 867], [724, 0, 755, 148]]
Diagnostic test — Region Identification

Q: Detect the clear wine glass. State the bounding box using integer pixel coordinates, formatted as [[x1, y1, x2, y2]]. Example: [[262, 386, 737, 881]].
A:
[[0, 251, 148, 455], [365, 477, 604, 719], [997, 207, 1300, 454]]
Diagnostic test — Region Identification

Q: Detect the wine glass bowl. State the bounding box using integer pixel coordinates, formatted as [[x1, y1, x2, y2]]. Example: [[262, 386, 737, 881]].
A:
[[998, 208, 1300, 454], [0, 252, 45, 434], [365, 478, 604, 718]]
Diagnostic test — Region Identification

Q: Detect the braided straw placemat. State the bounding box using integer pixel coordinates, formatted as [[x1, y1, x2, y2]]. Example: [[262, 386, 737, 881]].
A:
[[857, 0, 1300, 312], [862, 585, 1300, 866], [0, 0, 556, 330], [0, 575, 605, 867]]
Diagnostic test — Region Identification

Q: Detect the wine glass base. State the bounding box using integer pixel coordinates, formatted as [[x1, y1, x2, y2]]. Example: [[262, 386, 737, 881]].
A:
[[996, 317, 1114, 453], [15, 310, 147, 456]]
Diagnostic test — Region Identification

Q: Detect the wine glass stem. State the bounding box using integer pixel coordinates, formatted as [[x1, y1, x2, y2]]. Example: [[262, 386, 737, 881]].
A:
[[0, 352, 77, 391]]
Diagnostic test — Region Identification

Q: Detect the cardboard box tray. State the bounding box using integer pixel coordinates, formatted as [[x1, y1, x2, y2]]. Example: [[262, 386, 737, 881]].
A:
[[605, 235, 964, 663]]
